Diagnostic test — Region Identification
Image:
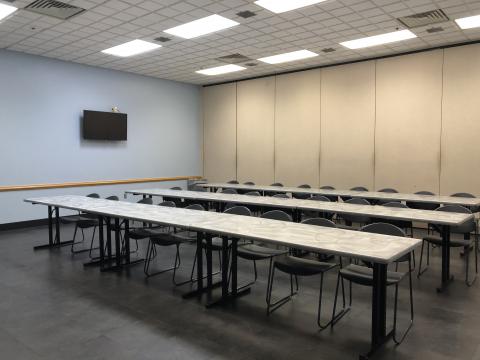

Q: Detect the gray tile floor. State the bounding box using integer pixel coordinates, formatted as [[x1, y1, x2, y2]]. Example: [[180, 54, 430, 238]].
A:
[[0, 224, 479, 360]]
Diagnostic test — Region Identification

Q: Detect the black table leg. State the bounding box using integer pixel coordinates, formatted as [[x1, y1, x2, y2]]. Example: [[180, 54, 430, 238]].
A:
[[438, 225, 453, 292], [206, 234, 213, 294], [98, 216, 105, 271], [34, 206, 73, 250], [360, 263, 393, 360], [106, 217, 112, 264], [115, 218, 121, 268]]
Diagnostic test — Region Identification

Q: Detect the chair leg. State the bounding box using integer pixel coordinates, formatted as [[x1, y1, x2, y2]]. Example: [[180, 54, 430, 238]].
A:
[[266, 264, 299, 316], [417, 241, 428, 278], [393, 257, 414, 344], [316, 272, 338, 330], [70, 224, 87, 254], [331, 273, 349, 328], [465, 241, 477, 286]]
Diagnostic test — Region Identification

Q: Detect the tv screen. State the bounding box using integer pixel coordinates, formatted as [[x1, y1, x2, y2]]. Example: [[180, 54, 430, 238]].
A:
[[83, 110, 127, 140]]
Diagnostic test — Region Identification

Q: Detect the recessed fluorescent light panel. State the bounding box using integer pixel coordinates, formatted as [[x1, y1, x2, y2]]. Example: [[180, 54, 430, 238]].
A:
[[0, 3, 17, 21], [340, 29, 417, 49], [455, 14, 480, 29], [258, 50, 318, 64], [101, 39, 161, 57], [196, 64, 246, 76], [254, 0, 327, 13], [164, 14, 239, 39]]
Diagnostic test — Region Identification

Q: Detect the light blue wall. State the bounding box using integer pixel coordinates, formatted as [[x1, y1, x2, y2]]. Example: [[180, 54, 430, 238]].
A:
[[0, 49, 202, 224]]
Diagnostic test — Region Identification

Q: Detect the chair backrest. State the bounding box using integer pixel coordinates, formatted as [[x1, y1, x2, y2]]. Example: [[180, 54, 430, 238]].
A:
[[378, 188, 398, 193], [227, 180, 239, 184], [302, 217, 336, 228], [361, 222, 406, 237], [273, 193, 289, 199], [261, 210, 292, 222], [244, 181, 255, 185], [245, 191, 261, 196], [342, 198, 370, 224], [221, 188, 238, 194], [170, 187, 182, 190], [436, 205, 475, 234], [105, 195, 119, 201], [270, 183, 283, 187], [87, 193, 100, 198], [310, 195, 330, 202], [451, 192, 476, 198], [320, 186, 335, 190], [224, 206, 252, 217], [298, 184, 311, 188], [345, 197, 370, 206], [293, 184, 311, 199], [382, 201, 408, 209], [350, 186, 368, 192], [185, 204, 204, 211], [406, 191, 437, 211], [159, 201, 176, 207], [137, 198, 153, 205]]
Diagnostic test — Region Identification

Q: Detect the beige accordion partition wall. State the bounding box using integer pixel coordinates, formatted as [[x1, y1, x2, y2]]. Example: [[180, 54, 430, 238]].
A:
[[202, 44, 480, 196], [441, 44, 480, 196], [203, 83, 237, 182], [320, 61, 376, 190], [236, 76, 276, 185], [274, 70, 321, 187], [374, 50, 443, 194]]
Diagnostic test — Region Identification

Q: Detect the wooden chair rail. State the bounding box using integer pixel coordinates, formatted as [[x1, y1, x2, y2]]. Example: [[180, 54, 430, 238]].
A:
[[0, 176, 203, 192]]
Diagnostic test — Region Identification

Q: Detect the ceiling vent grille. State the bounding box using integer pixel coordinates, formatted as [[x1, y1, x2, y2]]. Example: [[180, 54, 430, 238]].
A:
[[25, 0, 85, 20], [216, 53, 252, 64], [397, 9, 449, 29]]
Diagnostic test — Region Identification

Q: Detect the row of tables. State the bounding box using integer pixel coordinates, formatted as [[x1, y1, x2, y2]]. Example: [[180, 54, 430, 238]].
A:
[[25, 183, 476, 359]]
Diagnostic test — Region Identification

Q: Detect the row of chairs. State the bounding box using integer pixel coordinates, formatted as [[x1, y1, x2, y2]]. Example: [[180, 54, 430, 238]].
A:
[[138, 201, 413, 343]]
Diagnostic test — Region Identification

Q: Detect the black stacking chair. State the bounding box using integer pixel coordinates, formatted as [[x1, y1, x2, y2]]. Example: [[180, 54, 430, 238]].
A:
[[320, 185, 338, 202], [302, 195, 332, 220], [227, 180, 239, 184], [105, 195, 119, 201], [244, 181, 255, 185], [378, 202, 414, 237], [341, 186, 368, 202], [236, 210, 290, 290], [266, 218, 341, 329], [220, 188, 238, 211], [143, 201, 180, 279], [376, 188, 399, 205], [238, 181, 255, 194], [243, 190, 262, 213], [292, 184, 312, 200], [337, 198, 371, 230], [451, 192, 479, 213], [63, 193, 100, 255], [163, 186, 184, 208], [406, 191, 437, 211], [272, 193, 289, 198], [332, 223, 414, 344], [417, 205, 478, 286], [125, 197, 155, 253], [265, 182, 284, 197], [147, 203, 206, 286]]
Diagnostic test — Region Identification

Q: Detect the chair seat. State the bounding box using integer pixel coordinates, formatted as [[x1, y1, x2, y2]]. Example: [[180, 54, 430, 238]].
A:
[[202, 237, 231, 251], [61, 215, 87, 224], [151, 232, 183, 246], [274, 255, 336, 276], [170, 231, 198, 243], [237, 244, 287, 260], [423, 235, 471, 247], [340, 264, 405, 286], [128, 228, 160, 240]]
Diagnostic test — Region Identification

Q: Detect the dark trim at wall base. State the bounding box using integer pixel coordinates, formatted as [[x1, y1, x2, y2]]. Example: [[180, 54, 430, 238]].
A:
[[0, 218, 50, 231], [0, 215, 79, 231], [203, 40, 480, 87]]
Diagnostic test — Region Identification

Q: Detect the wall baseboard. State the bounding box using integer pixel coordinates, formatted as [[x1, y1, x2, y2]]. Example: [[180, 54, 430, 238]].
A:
[[0, 215, 78, 231]]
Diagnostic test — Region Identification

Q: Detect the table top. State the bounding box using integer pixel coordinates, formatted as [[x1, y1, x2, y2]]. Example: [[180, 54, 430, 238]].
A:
[[25, 195, 421, 264], [126, 188, 474, 226], [199, 183, 480, 207]]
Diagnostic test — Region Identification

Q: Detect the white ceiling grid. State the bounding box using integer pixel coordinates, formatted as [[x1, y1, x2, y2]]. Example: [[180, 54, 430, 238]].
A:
[[0, 0, 480, 84]]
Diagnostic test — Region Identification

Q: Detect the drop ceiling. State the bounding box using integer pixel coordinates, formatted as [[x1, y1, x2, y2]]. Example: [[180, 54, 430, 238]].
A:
[[1, 0, 480, 85]]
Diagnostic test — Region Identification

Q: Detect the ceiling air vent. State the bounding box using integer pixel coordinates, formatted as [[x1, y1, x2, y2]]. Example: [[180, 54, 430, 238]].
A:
[[397, 9, 449, 29], [237, 10, 256, 19], [216, 53, 252, 64], [25, 0, 85, 20]]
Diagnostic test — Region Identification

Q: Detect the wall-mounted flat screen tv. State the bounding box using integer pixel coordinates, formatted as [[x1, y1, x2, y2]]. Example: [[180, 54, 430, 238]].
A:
[[83, 110, 127, 140]]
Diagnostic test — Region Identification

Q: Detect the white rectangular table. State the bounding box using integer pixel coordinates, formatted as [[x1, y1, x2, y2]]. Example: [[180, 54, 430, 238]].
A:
[[26, 195, 421, 359], [200, 183, 480, 207], [127, 188, 474, 292]]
